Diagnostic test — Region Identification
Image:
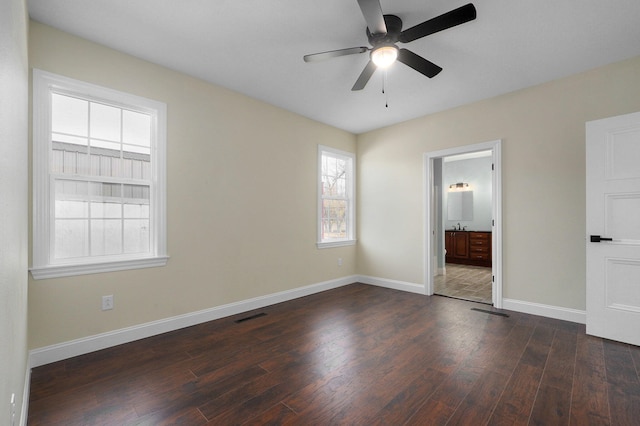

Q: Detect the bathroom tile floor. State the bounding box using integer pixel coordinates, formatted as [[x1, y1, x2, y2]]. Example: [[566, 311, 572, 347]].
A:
[[434, 263, 493, 305]]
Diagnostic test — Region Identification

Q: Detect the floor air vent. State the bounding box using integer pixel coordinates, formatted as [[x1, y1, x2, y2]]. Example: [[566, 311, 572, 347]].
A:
[[470, 308, 509, 317], [234, 312, 267, 323]]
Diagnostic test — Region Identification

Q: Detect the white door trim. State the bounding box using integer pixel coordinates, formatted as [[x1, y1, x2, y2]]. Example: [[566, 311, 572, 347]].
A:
[[423, 139, 503, 308]]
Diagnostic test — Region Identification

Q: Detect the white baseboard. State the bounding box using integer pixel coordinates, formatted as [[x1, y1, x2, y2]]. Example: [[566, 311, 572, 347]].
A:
[[20, 355, 31, 426], [502, 298, 586, 324], [357, 275, 426, 295], [28, 276, 586, 368], [29, 275, 357, 368], [357, 275, 586, 324]]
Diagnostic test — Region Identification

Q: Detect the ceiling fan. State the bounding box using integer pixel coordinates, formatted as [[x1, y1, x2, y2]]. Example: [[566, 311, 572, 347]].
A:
[[303, 0, 477, 91]]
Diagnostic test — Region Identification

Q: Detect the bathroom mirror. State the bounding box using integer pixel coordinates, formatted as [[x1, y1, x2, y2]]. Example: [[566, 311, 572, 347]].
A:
[[447, 191, 473, 221]]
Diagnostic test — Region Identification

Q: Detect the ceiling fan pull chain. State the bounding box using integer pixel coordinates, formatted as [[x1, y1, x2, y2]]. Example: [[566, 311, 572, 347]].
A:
[[384, 70, 389, 108]]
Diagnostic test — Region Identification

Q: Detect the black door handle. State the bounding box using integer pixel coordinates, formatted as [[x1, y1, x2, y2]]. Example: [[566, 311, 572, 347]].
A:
[[590, 235, 613, 243]]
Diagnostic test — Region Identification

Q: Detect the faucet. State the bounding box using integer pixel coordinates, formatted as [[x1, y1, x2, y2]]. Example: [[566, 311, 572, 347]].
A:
[[457, 223, 461, 230]]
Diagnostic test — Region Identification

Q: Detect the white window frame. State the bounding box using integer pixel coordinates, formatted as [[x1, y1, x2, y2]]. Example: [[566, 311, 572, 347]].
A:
[[31, 69, 168, 279], [317, 145, 356, 248]]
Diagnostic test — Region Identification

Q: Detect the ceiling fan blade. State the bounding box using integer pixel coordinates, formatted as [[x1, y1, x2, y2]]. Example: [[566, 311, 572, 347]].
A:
[[399, 3, 476, 43], [357, 0, 387, 35], [351, 60, 377, 91], [303, 47, 368, 63], [397, 48, 443, 78]]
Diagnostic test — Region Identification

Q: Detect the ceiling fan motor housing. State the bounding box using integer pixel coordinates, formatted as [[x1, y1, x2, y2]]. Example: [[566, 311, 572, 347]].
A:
[[366, 15, 403, 46]]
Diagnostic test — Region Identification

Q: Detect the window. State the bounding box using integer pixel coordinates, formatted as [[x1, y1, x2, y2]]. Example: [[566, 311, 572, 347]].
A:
[[31, 70, 167, 279], [318, 145, 355, 248]]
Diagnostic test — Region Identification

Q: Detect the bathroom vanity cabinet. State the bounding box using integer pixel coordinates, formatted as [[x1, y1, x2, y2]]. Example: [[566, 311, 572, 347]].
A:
[[445, 231, 491, 267], [445, 231, 469, 261]]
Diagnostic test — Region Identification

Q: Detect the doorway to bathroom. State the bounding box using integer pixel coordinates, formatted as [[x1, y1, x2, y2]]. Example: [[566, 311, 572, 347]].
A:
[[424, 140, 502, 308]]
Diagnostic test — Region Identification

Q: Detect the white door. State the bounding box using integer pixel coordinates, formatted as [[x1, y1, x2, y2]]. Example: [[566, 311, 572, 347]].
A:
[[586, 111, 640, 346]]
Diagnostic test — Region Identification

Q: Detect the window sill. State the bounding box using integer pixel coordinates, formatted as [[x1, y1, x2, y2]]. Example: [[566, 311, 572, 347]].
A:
[[30, 256, 169, 280], [316, 240, 356, 249]]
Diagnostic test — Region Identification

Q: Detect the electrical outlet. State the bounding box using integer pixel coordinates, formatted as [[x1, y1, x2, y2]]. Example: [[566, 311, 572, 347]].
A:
[[337, 257, 343, 267], [101, 295, 114, 311]]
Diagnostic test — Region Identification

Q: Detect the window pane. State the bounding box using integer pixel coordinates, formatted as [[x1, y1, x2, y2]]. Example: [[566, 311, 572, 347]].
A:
[[52, 133, 88, 147], [55, 180, 89, 218], [124, 203, 150, 219], [337, 175, 346, 196], [322, 199, 348, 240], [76, 153, 89, 175], [89, 182, 123, 255], [123, 144, 151, 156], [91, 202, 121, 219], [63, 151, 77, 174], [321, 154, 348, 197], [122, 184, 149, 253], [328, 156, 337, 178], [132, 160, 142, 179], [124, 219, 150, 253], [52, 150, 63, 174], [91, 139, 121, 152], [54, 179, 89, 259], [90, 102, 121, 142], [91, 219, 122, 256], [52, 93, 88, 137], [90, 181, 121, 198], [54, 219, 88, 259], [123, 110, 151, 147], [123, 184, 150, 202], [55, 200, 88, 218]]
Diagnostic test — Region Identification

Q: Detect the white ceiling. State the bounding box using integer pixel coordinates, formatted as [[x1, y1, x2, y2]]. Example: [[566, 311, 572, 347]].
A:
[[28, 0, 640, 134]]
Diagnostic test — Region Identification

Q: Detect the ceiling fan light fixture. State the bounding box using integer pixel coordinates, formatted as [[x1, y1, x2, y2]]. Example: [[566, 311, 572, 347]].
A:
[[371, 45, 398, 68]]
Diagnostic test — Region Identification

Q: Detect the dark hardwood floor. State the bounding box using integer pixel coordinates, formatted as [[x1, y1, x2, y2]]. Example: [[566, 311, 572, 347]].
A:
[[28, 283, 640, 425]]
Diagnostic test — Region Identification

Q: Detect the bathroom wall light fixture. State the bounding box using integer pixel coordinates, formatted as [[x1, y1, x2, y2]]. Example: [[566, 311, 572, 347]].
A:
[[449, 182, 470, 191]]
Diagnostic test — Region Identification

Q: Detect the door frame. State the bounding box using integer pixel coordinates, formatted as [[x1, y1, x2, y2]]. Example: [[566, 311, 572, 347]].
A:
[[423, 139, 503, 308]]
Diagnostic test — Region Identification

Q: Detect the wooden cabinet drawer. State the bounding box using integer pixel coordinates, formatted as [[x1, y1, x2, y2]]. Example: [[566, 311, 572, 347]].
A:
[[470, 252, 490, 260], [469, 232, 490, 241], [470, 246, 489, 254], [470, 239, 488, 247]]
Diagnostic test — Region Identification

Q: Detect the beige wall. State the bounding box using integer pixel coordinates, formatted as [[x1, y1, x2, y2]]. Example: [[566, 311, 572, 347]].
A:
[[1, 0, 29, 422], [27, 19, 640, 351], [28, 22, 356, 349], [357, 55, 640, 310]]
